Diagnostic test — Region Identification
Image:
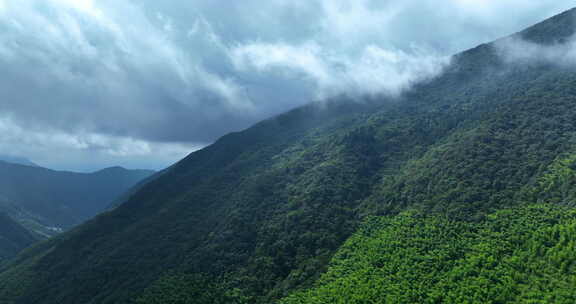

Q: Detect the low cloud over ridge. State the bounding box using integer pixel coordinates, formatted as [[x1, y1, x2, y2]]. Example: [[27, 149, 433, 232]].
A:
[[0, 0, 574, 170]]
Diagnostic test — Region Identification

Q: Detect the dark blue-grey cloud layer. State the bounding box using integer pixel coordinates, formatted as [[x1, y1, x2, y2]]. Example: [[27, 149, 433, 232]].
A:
[[0, 0, 574, 171]]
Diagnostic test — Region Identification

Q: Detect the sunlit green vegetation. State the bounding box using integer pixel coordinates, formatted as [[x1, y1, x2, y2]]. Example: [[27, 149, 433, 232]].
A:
[[281, 205, 576, 304]]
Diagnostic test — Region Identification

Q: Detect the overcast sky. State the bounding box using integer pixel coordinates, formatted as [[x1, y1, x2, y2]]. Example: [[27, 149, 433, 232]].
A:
[[0, 0, 574, 172]]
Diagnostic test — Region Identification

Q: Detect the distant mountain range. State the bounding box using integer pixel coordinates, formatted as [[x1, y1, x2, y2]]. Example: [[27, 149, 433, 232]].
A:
[[2, 7, 576, 304], [0, 160, 154, 264], [0, 155, 39, 168], [0, 161, 154, 236]]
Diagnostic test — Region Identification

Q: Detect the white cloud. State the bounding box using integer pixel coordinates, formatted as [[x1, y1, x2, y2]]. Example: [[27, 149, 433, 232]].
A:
[[0, 0, 574, 170], [0, 115, 197, 171], [496, 36, 576, 66], [317, 0, 402, 46], [0, 0, 246, 113], [345, 46, 450, 96], [231, 42, 450, 98], [56, 0, 99, 15], [231, 42, 331, 88]]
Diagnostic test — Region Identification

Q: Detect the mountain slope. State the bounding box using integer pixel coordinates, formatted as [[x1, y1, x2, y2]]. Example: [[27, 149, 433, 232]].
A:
[[0, 213, 37, 263], [2, 8, 576, 304], [280, 205, 576, 304], [0, 162, 154, 236]]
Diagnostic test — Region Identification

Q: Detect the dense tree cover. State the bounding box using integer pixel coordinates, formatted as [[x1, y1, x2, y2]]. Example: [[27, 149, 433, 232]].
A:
[[2, 8, 576, 304], [134, 273, 249, 304], [365, 82, 576, 219], [280, 205, 576, 303], [525, 153, 576, 206], [521, 7, 576, 44]]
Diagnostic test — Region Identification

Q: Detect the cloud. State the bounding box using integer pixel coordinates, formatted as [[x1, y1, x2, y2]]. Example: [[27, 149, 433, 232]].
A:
[[496, 36, 576, 67], [0, 0, 574, 170], [0, 0, 255, 170], [231, 42, 450, 98], [0, 114, 197, 171], [0, 0, 248, 127]]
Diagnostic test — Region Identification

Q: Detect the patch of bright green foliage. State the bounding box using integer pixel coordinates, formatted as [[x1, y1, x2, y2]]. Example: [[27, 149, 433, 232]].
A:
[[526, 153, 576, 206], [281, 205, 576, 304]]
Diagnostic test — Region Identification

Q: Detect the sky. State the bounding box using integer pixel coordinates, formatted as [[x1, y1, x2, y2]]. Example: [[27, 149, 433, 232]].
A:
[[0, 0, 574, 172]]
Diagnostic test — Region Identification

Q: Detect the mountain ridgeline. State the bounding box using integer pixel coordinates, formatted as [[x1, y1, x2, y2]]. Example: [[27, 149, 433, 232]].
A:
[[0, 156, 38, 168], [0, 162, 154, 238], [2, 8, 576, 304]]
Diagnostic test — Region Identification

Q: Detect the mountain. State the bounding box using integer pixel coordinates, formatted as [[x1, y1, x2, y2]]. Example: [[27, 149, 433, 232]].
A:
[[106, 168, 168, 210], [2, 8, 576, 304], [0, 213, 37, 263], [0, 162, 154, 237], [0, 156, 39, 168]]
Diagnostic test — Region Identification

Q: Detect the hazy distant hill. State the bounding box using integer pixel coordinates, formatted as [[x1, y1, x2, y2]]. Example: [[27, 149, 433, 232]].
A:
[[2, 8, 576, 304], [0, 155, 39, 168], [0, 212, 37, 262], [0, 161, 154, 237]]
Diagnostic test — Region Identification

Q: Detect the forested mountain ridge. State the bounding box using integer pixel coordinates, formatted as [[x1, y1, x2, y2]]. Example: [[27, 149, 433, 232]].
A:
[[2, 8, 576, 304]]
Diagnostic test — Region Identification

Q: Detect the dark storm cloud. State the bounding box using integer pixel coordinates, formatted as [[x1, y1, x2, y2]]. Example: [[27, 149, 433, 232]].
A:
[[0, 0, 574, 170]]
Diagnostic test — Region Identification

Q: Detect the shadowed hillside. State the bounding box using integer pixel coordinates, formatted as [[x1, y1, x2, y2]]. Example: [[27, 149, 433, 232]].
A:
[[0, 213, 37, 263]]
